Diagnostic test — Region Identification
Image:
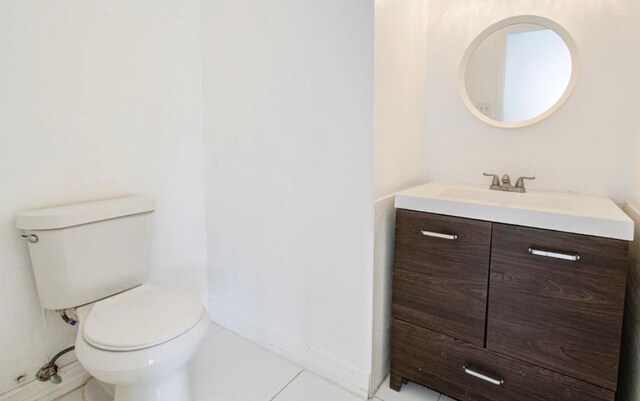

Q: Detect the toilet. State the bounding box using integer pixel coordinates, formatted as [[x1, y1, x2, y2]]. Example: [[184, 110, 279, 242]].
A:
[[16, 196, 208, 401]]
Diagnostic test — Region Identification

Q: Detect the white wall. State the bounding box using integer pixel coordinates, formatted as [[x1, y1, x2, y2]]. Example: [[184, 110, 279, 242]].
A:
[[201, 0, 374, 394], [373, 0, 428, 201], [371, 0, 428, 393], [631, 122, 640, 210], [0, 0, 207, 394], [425, 0, 640, 200]]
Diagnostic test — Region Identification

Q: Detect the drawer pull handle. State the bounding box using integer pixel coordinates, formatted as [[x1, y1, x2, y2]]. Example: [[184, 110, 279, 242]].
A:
[[463, 365, 504, 386], [528, 248, 580, 261], [420, 230, 458, 240]]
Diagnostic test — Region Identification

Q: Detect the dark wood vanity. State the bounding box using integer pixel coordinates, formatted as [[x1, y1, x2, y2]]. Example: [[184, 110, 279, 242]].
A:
[[390, 209, 629, 401]]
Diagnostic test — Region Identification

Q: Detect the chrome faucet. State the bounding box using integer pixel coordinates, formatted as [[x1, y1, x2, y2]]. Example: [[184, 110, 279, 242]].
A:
[[483, 173, 535, 193]]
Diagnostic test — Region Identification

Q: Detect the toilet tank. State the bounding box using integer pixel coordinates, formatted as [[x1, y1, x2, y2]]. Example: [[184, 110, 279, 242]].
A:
[[16, 196, 155, 310]]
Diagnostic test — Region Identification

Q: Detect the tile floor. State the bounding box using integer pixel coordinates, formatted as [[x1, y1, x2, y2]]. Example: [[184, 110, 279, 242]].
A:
[[56, 321, 455, 401], [55, 387, 84, 401]]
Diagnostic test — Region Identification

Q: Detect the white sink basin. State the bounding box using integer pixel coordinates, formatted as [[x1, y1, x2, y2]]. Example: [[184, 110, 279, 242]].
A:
[[395, 182, 634, 240], [439, 187, 573, 211]]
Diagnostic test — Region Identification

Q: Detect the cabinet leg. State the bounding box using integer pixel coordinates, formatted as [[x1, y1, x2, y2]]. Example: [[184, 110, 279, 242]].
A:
[[390, 373, 403, 392]]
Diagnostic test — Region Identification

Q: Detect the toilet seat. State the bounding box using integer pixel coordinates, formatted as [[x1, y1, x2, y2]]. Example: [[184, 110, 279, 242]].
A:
[[83, 284, 204, 351], [74, 288, 209, 388]]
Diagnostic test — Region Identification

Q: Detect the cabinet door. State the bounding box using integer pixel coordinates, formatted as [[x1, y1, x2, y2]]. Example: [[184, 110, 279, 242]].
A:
[[392, 210, 491, 346], [487, 224, 628, 390]]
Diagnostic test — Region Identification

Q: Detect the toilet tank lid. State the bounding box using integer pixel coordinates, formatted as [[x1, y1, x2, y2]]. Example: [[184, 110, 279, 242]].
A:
[[16, 195, 155, 230]]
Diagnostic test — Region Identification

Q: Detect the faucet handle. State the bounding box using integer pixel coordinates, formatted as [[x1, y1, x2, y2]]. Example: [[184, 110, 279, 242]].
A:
[[483, 173, 500, 186], [515, 176, 536, 188]]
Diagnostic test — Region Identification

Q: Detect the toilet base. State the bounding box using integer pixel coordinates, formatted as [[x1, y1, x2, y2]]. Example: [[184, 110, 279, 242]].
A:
[[113, 367, 191, 401]]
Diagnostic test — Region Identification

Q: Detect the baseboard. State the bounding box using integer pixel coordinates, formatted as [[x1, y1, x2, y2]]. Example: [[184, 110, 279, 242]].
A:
[[0, 361, 90, 401], [207, 298, 370, 399]]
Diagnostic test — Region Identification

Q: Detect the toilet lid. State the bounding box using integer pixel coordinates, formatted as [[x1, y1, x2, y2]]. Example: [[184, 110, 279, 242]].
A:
[[83, 284, 205, 351]]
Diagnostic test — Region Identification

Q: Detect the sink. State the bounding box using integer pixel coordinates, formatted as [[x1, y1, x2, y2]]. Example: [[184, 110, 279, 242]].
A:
[[439, 187, 572, 211], [394, 182, 633, 240]]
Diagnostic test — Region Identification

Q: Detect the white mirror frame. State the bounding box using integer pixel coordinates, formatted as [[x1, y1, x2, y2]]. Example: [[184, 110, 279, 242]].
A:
[[459, 15, 579, 129]]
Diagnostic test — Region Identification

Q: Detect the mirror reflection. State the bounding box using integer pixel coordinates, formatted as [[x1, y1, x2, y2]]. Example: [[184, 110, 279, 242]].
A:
[[464, 23, 573, 124]]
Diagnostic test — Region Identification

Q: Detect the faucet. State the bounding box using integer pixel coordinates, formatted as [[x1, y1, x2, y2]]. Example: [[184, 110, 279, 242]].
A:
[[483, 173, 535, 193]]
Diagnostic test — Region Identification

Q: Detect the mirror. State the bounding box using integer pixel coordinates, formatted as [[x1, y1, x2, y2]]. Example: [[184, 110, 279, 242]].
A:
[[460, 16, 578, 128]]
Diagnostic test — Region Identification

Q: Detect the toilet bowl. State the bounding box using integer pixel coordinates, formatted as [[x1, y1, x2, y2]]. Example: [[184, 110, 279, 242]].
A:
[[75, 284, 208, 401]]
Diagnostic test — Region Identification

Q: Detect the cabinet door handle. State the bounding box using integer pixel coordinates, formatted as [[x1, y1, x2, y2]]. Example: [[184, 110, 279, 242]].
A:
[[463, 365, 504, 385], [421, 230, 458, 240], [528, 247, 580, 261]]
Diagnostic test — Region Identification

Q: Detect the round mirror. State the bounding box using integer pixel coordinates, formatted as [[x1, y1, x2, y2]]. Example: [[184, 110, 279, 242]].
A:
[[459, 16, 578, 128]]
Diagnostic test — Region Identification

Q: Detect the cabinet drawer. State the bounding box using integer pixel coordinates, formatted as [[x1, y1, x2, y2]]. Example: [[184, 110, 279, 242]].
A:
[[487, 224, 628, 390], [393, 210, 491, 345], [391, 319, 614, 401]]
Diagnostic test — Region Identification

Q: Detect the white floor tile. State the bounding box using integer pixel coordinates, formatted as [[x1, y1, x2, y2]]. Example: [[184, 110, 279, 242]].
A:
[[375, 376, 440, 401], [189, 329, 302, 401], [54, 387, 84, 401], [204, 321, 223, 339], [438, 395, 457, 401], [272, 370, 364, 401]]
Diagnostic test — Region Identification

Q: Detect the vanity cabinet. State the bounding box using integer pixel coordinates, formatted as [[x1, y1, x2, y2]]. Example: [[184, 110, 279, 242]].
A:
[[391, 210, 629, 401]]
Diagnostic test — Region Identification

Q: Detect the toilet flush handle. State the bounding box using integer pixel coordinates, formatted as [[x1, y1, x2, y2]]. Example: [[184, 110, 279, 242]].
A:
[[21, 234, 39, 243]]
